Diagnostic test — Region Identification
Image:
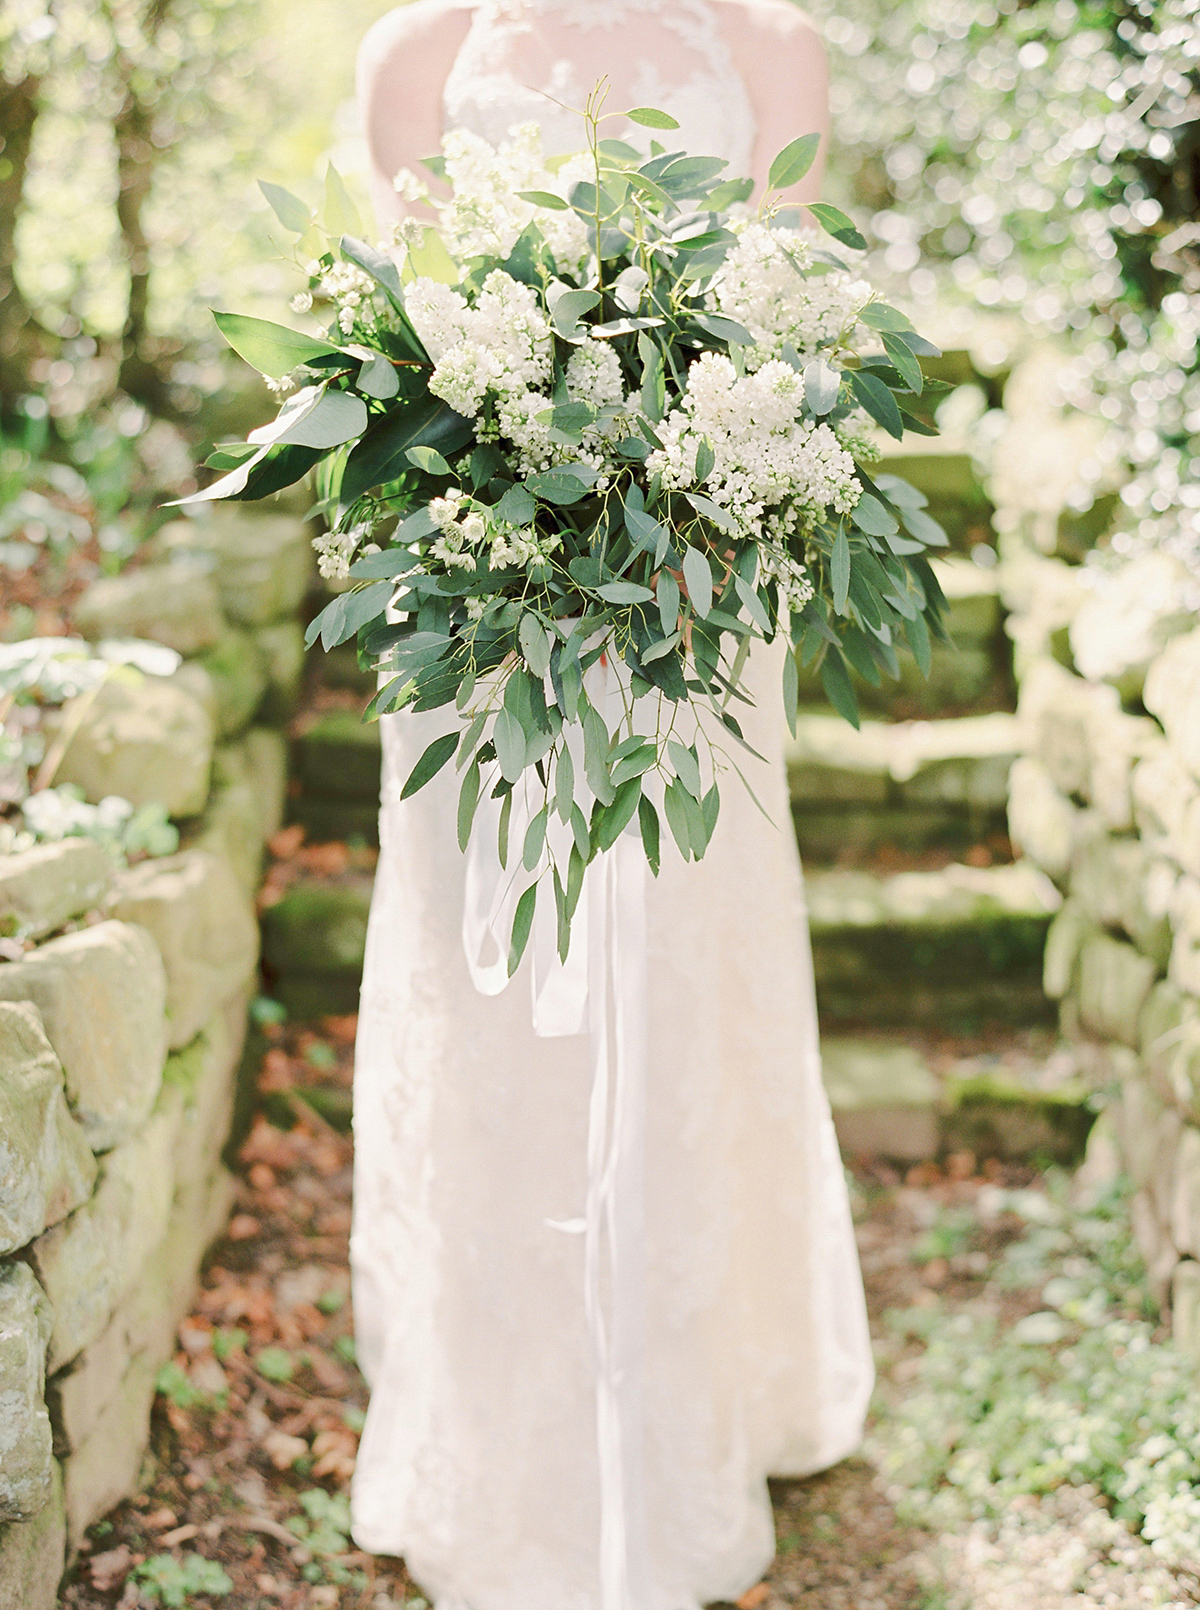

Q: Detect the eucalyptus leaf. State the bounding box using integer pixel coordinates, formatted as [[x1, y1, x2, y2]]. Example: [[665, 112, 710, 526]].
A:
[[804, 358, 842, 416], [627, 106, 681, 129], [508, 883, 538, 976], [768, 132, 821, 191], [682, 546, 713, 618], [401, 730, 459, 798], [259, 181, 311, 233], [494, 708, 527, 783], [831, 527, 851, 615], [806, 203, 867, 252]]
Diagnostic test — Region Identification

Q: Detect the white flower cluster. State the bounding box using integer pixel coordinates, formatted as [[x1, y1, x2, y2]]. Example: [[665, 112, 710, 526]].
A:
[[315, 260, 376, 336], [408, 270, 551, 417], [434, 125, 590, 271], [715, 224, 872, 369], [758, 547, 815, 614], [313, 524, 369, 581], [427, 489, 560, 577], [646, 352, 861, 540], [407, 274, 629, 479]]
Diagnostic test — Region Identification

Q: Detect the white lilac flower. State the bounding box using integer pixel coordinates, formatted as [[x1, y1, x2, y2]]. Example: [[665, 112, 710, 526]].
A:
[[318, 261, 376, 336], [290, 291, 313, 314], [429, 490, 466, 529], [438, 125, 589, 270], [715, 223, 872, 369], [409, 270, 552, 422], [391, 217, 425, 249], [646, 352, 861, 540], [313, 528, 364, 581], [464, 596, 487, 621], [392, 168, 427, 202]]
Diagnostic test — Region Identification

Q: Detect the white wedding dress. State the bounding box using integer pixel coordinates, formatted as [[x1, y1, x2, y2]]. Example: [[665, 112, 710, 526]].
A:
[[350, 5, 874, 1607]]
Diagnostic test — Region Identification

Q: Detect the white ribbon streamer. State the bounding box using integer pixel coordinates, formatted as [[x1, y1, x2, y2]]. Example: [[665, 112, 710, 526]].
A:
[[462, 660, 651, 1610]]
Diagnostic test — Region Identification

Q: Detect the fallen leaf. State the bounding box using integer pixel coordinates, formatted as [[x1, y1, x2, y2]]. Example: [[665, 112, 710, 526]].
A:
[[737, 1585, 770, 1610], [157, 1523, 199, 1547], [267, 824, 305, 860], [88, 1544, 133, 1591], [143, 1507, 178, 1531], [263, 1429, 309, 1470], [227, 1215, 261, 1242]]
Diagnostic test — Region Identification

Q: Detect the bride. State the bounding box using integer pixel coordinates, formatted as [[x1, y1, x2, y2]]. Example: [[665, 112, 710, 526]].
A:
[[349, 4, 874, 1607]]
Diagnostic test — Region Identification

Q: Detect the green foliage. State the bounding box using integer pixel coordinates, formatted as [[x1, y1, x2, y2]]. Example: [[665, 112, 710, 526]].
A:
[[872, 1178, 1200, 1568], [133, 1552, 232, 1606], [253, 1346, 296, 1383]]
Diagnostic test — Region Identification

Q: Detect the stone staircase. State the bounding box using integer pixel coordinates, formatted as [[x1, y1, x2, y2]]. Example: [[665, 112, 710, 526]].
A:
[[262, 349, 1094, 1165]]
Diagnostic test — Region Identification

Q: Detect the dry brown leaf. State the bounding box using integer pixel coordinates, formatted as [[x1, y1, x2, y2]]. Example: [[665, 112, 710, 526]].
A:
[[267, 824, 306, 860], [227, 1214, 261, 1242], [88, 1544, 133, 1591], [263, 1429, 309, 1470], [736, 1585, 770, 1609]]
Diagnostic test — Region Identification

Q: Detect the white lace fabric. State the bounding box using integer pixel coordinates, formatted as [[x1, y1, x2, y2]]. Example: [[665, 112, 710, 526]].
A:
[[351, 7, 874, 1605], [442, 0, 756, 175]]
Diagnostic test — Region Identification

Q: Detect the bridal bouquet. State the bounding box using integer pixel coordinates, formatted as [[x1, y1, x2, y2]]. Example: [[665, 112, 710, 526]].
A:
[[190, 96, 951, 967]]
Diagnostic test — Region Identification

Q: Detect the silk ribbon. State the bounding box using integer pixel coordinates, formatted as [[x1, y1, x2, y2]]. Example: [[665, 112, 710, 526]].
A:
[[462, 659, 652, 1610]]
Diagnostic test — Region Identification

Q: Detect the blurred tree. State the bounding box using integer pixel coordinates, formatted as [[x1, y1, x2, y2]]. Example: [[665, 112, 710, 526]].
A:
[[0, 2, 57, 400]]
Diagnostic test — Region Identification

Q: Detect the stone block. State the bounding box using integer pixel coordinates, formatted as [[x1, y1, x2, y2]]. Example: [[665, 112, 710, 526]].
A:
[[1007, 757, 1083, 882], [1144, 627, 1200, 783], [1132, 1187, 1179, 1304], [0, 921, 167, 1154], [62, 1348, 157, 1548], [820, 1037, 938, 1159], [1072, 835, 1175, 969], [182, 783, 267, 896], [72, 566, 224, 657], [1077, 932, 1158, 1048], [1171, 1124, 1200, 1261], [160, 510, 314, 626], [941, 1071, 1093, 1163], [255, 619, 305, 722], [1131, 743, 1200, 877], [167, 660, 219, 727], [1069, 552, 1194, 700], [109, 851, 257, 1050], [0, 841, 111, 942], [0, 1004, 95, 1256], [193, 629, 268, 739], [1118, 1076, 1167, 1194], [1170, 877, 1200, 998], [261, 876, 373, 979], [1140, 981, 1199, 1113], [167, 991, 247, 1201], [0, 1458, 63, 1610], [30, 1100, 181, 1372], [1073, 1108, 1122, 1199], [1018, 658, 1121, 803], [1171, 1257, 1200, 1365], [0, 1262, 53, 1522], [297, 710, 383, 801], [54, 674, 214, 819], [1084, 706, 1162, 834], [1042, 900, 1096, 1001], [242, 727, 288, 839]]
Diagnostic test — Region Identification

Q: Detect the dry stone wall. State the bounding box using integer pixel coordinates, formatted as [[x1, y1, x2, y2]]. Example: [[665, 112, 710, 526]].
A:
[[0, 508, 312, 1605], [994, 347, 1200, 1341]]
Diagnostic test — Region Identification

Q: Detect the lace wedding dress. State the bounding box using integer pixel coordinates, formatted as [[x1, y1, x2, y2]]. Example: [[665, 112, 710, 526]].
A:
[[350, 5, 874, 1606]]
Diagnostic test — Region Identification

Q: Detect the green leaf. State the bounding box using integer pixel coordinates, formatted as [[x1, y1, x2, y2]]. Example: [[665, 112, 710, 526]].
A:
[[695, 438, 715, 482], [638, 795, 661, 876], [860, 302, 916, 333], [627, 106, 681, 129], [662, 779, 693, 861], [519, 612, 553, 677], [596, 581, 655, 604], [550, 288, 601, 338], [406, 445, 452, 475], [582, 702, 615, 806], [493, 708, 527, 783], [524, 469, 593, 505], [340, 398, 474, 503], [495, 483, 538, 525], [508, 883, 537, 977], [498, 788, 513, 868], [682, 546, 713, 618], [523, 806, 548, 871], [324, 163, 363, 237], [685, 491, 737, 533], [517, 189, 569, 210], [554, 867, 571, 963], [667, 739, 702, 799], [689, 312, 753, 346], [354, 350, 401, 399], [768, 132, 821, 191], [905, 607, 932, 678], [340, 235, 408, 315], [849, 369, 905, 441], [212, 312, 339, 378], [902, 505, 949, 546], [882, 332, 924, 394], [457, 758, 481, 850], [831, 528, 851, 616], [782, 646, 799, 737], [733, 572, 771, 633], [851, 494, 899, 538], [804, 358, 842, 416], [555, 742, 575, 822], [259, 181, 310, 233], [405, 226, 460, 286], [657, 571, 680, 636], [820, 650, 860, 728], [401, 731, 459, 798], [304, 579, 393, 650], [593, 777, 642, 853], [806, 203, 867, 252]]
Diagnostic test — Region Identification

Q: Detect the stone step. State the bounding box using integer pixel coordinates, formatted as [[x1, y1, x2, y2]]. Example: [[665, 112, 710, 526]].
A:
[[806, 860, 1061, 1029], [821, 1033, 1092, 1163], [795, 557, 1012, 719], [789, 708, 1021, 861], [259, 876, 373, 1018], [289, 710, 382, 845]]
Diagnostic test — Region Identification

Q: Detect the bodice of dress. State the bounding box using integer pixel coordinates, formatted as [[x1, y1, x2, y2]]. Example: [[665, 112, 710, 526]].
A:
[[442, 0, 757, 174]]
